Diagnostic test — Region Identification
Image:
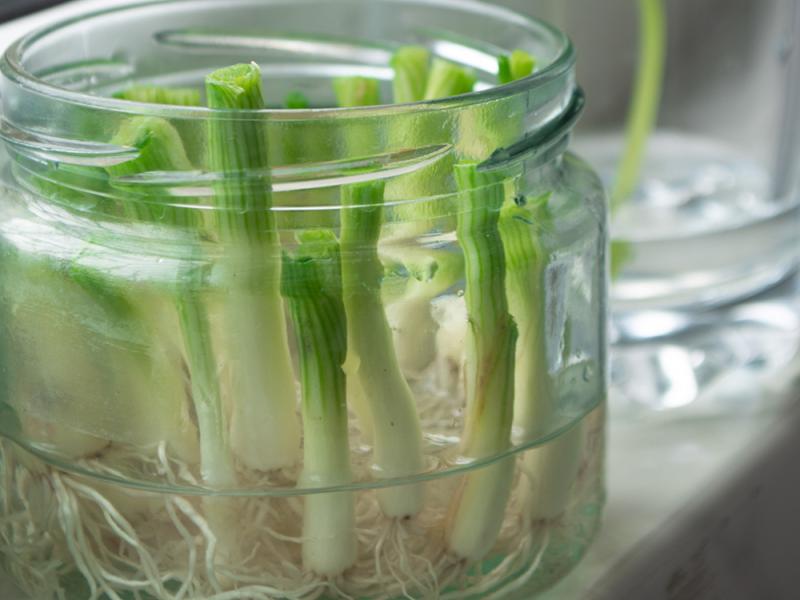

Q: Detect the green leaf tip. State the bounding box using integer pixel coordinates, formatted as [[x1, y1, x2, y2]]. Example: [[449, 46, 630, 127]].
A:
[[285, 90, 310, 109], [497, 49, 536, 84], [610, 239, 634, 279], [391, 46, 430, 103], [110, 117, 191, 164], [281, 230, 342, 300], [423, 59, 476, 100], [341, 179, 386, 207], [113, 85, 202, 106], [107, 116, 193, 200], [205, 62, 265, 109], [333, 76, 381, 107]]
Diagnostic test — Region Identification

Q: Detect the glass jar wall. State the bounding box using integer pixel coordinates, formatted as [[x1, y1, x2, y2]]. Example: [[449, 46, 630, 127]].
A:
[[0, 1, 607, 597]]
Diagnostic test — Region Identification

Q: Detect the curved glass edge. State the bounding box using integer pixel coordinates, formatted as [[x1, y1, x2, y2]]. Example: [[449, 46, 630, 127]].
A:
[[0, 397, 603, 498], [0, 0, 575, 118]]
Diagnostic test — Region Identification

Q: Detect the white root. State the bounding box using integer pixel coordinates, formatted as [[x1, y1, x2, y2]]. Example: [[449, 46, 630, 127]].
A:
[[0, 404, 601, 599]]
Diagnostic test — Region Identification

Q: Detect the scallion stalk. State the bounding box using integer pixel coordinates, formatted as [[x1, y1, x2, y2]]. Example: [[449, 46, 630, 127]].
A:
[[281, 230, 356, 575], [333, 76, 380, 108], [112, 85, 201, 106], [284, 90, 310, 109], [387, 49, 475, 214], [446, 163, 517, 560], [107, 116, 197, 227], [497, 50, 537, 85], [611, 0, 666, 211], [391, 46, 430, 104], [109, 116, 234, 483], [106, 113, 241, 564], [107, 117, 233, 484], [340, 180, 425, 518], [608, 0, 667, 276], [499, 195, 553, 444], [497, 53, 583, 520], [175, 264, 234, 489], [393, 51, 475, 211], [384, 49, 473, 376], [424, 59, 477, 101], [501, 194, 584, 519], [331, 76, 383, 445], [205, 63, 301, 471]]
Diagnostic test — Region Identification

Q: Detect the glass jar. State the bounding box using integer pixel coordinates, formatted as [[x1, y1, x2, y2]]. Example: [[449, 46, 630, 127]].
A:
[[0, 1, 607, 598]]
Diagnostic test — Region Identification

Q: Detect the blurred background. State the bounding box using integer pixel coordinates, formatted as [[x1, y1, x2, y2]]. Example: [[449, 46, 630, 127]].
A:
[[0, 0, 69, 22], [492, 0, 800, 414]]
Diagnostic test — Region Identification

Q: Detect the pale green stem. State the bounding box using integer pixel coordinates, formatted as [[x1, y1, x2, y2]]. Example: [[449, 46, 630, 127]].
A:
[[499, 199, 554, 443], [611, 0, 667, 211], [446, 163, 518, 561], [206, 63, 300, 471], [339, 181, 425, 518], [282, 231, 355, 575], [113, 85, 201, 106]]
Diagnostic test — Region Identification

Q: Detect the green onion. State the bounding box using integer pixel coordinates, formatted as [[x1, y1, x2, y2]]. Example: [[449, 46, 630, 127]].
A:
[[391, 46, 430, 103], [175, 261, 234, 488], [333, 76, 381, 107], [388, 50, 476, 210], [284, 90, 310, 109], [331, 75, 384, 444], [206, 62, 300, 471], [497, 49, 536, 85], [607, 0, 666, 278], [386, 50, 477, 209], [340, 180, 425, 517], [610, 238, 634, 279], [282, 230, 356, 575], [499, 195, 553, 443], [611, 0, 666, 211], [383, 49, 476, 388], [112, 85, 201, 106], [108, 116, 233, 484], [104, 111, 243, 563], [496, 56, 584, 520], [501, 193, 584, 521], [424, 59, 476, 101], [107, 116, 196, 227], [446, 163, 517, 560]]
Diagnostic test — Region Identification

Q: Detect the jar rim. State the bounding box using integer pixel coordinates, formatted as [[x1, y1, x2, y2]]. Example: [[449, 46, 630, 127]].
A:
[[1, 0, 575, 118]]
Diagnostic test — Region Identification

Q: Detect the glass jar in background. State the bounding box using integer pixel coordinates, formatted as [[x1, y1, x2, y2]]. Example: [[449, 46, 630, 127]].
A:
[[0, 1, 607, 597], [504, 0, 800, 412]]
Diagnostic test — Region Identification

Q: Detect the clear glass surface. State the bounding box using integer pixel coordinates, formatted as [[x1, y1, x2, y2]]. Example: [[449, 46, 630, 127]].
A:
[[0, 1, 607, 598]]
